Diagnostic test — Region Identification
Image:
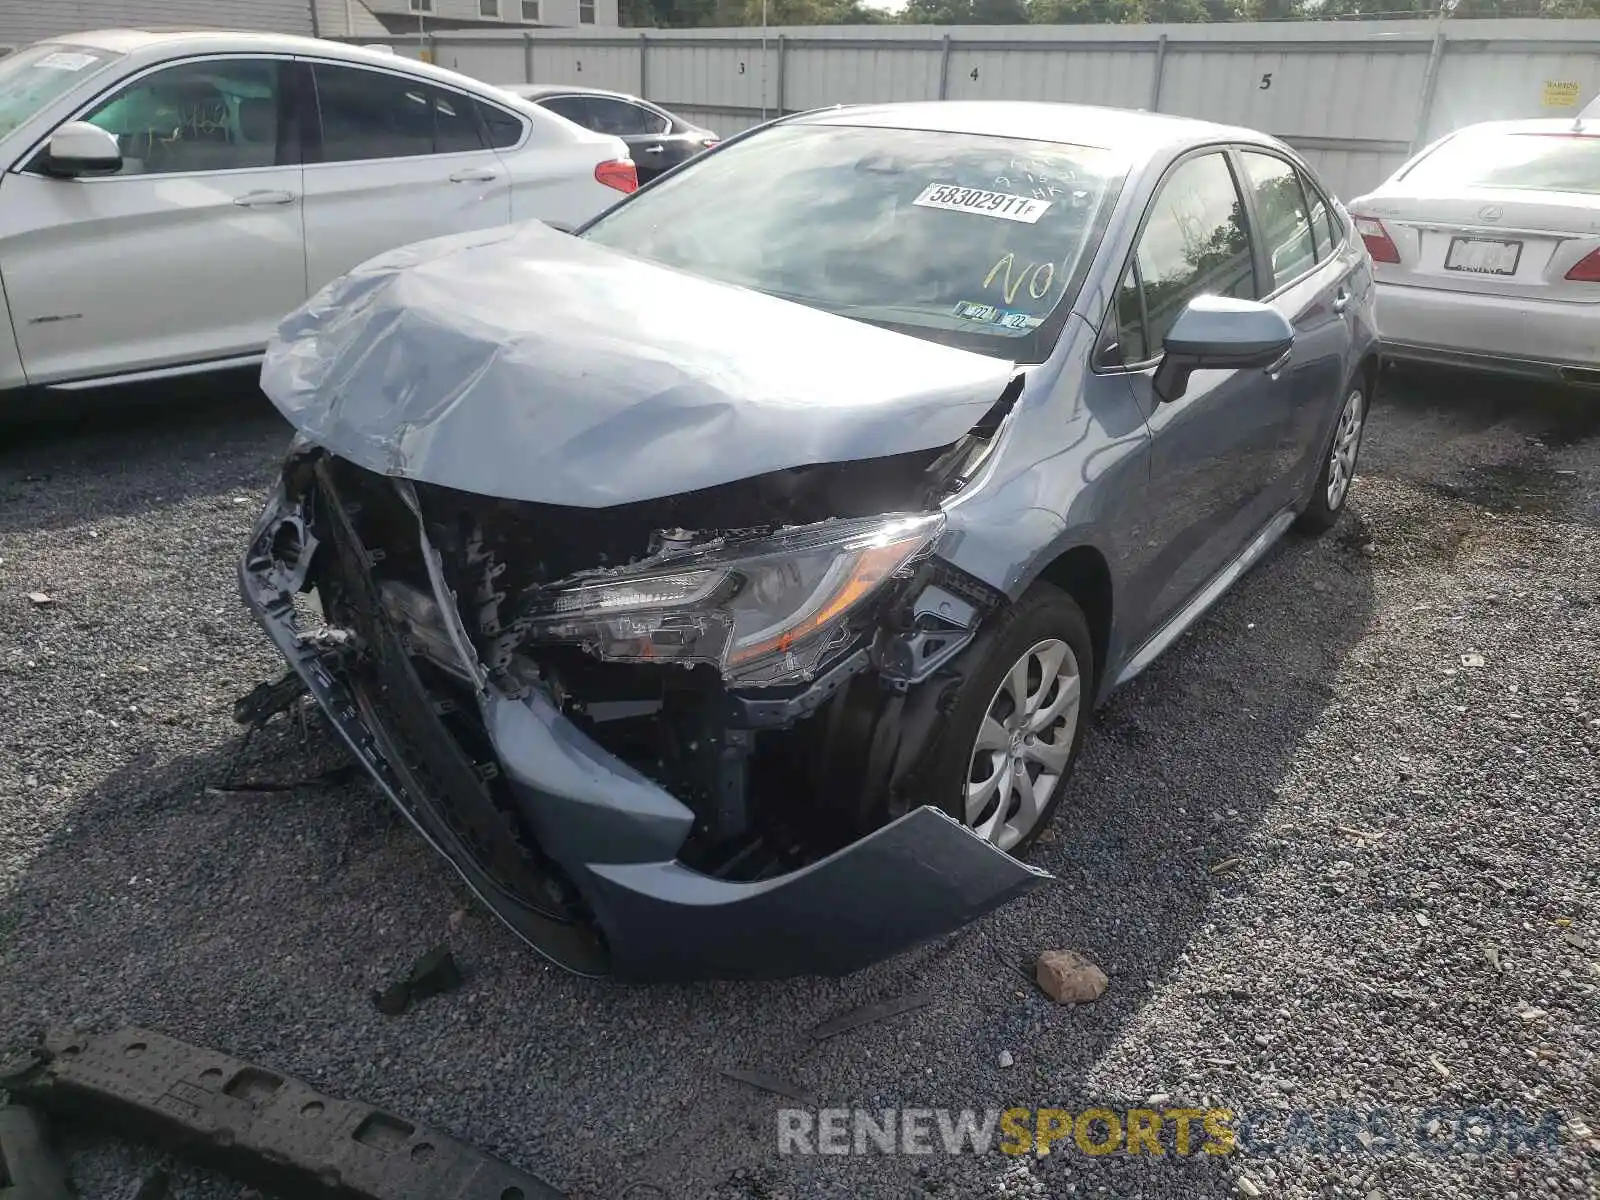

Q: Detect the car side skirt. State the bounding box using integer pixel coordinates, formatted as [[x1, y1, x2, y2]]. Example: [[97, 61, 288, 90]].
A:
[[1113, 505, 1298, 689]]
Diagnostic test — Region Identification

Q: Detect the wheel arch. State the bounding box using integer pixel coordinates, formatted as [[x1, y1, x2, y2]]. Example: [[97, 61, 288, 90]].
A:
[[1357, 349, 1380, 396], [1029, 543, 1113, 697]]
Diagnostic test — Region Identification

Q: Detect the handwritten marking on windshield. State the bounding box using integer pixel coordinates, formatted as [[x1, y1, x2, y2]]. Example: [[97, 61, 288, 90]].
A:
[[983, 252, 1055, 306]]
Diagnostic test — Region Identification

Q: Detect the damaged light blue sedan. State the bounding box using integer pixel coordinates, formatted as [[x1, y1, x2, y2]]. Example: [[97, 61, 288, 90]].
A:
[[239, 101, 1378, 981]]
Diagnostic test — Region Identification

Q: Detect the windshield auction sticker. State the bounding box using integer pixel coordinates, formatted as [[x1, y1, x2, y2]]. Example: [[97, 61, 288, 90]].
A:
[[913, 183, 1053, 224], [38, 51, 100, 71]]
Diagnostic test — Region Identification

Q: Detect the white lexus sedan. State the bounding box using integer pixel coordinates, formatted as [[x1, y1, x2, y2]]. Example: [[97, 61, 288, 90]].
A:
[[1349, 118, 1600, 386], [0, 30, 636, 394]]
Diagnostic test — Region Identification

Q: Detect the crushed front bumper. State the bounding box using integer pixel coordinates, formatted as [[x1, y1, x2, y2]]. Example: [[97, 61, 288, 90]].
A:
[[237, 461, 1049, 982]]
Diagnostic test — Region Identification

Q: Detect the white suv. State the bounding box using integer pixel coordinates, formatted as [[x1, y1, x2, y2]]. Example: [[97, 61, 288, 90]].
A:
[[0, 30, 636, 393]]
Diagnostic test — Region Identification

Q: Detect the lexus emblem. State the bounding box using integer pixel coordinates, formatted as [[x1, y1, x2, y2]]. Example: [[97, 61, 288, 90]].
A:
[[1478, 204, 1504, 221]]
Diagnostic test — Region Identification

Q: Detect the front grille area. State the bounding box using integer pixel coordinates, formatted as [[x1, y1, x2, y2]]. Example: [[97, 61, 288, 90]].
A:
[[308, 460, 605, 962]]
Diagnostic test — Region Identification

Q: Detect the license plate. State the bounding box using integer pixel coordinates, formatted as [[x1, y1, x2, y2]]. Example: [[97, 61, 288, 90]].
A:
[[1446, 237, 1522, 276]]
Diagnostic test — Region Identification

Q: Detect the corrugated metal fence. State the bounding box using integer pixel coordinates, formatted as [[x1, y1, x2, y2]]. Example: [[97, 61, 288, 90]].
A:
[[358, 18, 1600, 197]]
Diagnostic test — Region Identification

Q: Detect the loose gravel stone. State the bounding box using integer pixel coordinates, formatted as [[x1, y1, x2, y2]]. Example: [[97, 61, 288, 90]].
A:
[[1, 374, 1596, 1200]]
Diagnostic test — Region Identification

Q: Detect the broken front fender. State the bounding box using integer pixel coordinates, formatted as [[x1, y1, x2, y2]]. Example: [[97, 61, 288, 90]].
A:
[[238, 480, 1051, 981]]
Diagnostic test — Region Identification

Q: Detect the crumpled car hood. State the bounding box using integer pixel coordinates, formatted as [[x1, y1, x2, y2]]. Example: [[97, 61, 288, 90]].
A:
[[260, 220, 1016, 507]]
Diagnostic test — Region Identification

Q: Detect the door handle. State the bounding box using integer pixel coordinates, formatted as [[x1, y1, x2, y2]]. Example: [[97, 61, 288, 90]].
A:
[[641, 144, 665, 154], [232, 189, 295, 207], [449, 167, 499, 183], [1332, 287, 1351, 314]]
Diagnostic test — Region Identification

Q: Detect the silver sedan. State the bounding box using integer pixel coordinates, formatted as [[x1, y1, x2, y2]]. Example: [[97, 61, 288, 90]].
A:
[[1350, 118, 1600, 386]]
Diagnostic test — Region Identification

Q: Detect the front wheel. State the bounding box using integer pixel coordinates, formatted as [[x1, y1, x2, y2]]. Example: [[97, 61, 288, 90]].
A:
[[1295, 379, 1367, 535], [915, 585, 1094, 856]]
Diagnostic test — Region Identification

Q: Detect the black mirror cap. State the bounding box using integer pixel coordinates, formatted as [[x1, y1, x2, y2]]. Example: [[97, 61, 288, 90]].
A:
[[39, 151, 123, 179], [1152, 339, 1293, 404]]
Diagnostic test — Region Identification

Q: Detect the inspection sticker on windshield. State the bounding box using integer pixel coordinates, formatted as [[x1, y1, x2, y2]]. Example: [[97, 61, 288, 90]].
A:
[[38, 51, 100, 71], [952, 300, 1041, 331], [913, 183, 1052, 224]]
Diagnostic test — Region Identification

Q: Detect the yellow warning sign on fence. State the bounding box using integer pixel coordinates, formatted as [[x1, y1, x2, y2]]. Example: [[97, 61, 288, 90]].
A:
[[1542, 80, 1581, 108]]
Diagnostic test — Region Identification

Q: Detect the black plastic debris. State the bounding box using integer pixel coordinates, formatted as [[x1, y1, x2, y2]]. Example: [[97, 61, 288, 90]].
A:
[[810, 991, 934, 1041], [718, 1069, 815, 1105], [125, 1167, 170, 1200], [232, 669, 308, 729], [0, 1104, 73, 1200], [372, 944, 465, 1017], [1, 1027, 564, 1200]]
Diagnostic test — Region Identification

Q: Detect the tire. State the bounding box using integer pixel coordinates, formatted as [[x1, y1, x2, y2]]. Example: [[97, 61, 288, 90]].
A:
[[1295, 376, 1368, 536], [914, 583, 1094, 856]]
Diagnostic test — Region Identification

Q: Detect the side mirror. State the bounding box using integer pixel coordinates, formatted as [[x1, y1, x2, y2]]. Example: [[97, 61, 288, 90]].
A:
[[40, 122, 123, 178], [1152, 295, 1294, 404]]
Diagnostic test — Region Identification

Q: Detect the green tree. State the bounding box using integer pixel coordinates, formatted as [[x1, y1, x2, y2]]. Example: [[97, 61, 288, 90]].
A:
[[1027, 0, 1143, 23], [902, 0, 1031, 22]]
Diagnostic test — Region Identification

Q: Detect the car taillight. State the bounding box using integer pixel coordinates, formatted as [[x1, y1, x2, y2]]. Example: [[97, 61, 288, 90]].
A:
[[595, 159, 637, 194], [1352, 214, 1400, 264], [1564, 248, 1600, 282]]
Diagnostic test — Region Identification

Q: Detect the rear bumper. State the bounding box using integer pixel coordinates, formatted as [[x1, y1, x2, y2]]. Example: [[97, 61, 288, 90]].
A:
[[238, 464, 1048, 982], [1376, 281, 1600, 383]]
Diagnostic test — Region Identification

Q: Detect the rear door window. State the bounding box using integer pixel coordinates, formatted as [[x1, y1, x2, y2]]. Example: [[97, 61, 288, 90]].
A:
[[537, 94, 593, 128], [1109, 150, 1257, 365], [1240, 150, 1317, 290], [1305, 176, 1335, 261], [311, 64, 485, 162], [431, 87, 485, 153], [585, 97, 668, 137]]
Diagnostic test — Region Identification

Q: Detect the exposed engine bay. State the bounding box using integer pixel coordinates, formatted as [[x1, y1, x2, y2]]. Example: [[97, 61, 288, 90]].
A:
[[239, 377, 1051, 981]]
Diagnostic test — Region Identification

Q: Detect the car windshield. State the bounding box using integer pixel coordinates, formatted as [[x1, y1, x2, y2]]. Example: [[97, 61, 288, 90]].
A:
[[0, 43, 124, 142], [1402, 129, 1600, 196], [581, 122, 1125, 362]]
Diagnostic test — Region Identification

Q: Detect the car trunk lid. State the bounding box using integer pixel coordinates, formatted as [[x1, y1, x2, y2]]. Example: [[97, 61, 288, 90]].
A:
[[1354, 188, 1600, 303]]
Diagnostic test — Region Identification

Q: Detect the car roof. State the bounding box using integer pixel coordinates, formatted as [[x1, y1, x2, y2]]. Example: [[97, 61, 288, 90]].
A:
[[788, 101, 1275, 157], [40, 28, 498, 90], [504, 82, 643, 102], [1427, 117, 1596, 138]]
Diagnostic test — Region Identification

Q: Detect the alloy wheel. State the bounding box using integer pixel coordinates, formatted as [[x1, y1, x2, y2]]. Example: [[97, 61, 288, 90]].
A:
[[964, 637, 1082, 851], [1326, 388, 1365, 511]]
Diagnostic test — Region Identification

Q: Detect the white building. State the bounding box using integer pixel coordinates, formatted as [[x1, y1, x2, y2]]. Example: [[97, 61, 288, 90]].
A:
[[0, 0, 617, 53]]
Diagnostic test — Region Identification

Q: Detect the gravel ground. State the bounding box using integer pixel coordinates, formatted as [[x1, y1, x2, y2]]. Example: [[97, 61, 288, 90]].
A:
[[1, 369, 1597, 1200]]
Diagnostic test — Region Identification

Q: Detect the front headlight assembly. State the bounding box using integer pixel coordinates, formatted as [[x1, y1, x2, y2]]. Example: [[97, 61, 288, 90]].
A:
[[523, 512, 945, 686]]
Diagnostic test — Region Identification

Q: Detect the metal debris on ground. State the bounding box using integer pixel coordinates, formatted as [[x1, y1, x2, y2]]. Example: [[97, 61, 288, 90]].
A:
[[809, 992, 935, 1042], [0, 1027, 564, 1200], [372, 944, 465, 1017], [24, 592, 56, 608]]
